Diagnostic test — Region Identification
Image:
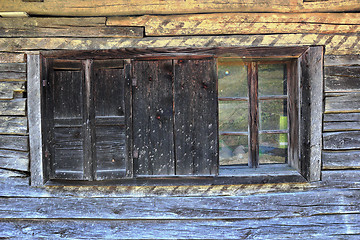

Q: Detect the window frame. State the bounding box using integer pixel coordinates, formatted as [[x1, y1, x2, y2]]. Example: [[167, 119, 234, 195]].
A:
[[28, 46, 323, 186]]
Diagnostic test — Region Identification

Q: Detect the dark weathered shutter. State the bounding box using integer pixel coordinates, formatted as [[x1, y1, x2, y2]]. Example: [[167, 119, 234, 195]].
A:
[[132, 60, 175, 176], [92, 60, 130, 180], [174, 58, 218, 175], [47, 59, 86, 180]]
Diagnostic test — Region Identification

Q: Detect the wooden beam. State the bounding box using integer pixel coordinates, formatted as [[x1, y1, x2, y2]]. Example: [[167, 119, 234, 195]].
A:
[[0, 117, 27, 135], [323, 150, 360, 169], [0, 12, 28, 18], [0, 0, 359, 16], [108, 13, 360, 36], [0, 34, 359, 55], [325, 93, 360, 113], [0, 18, 143, 38], [0, 53, 25, 63], [0, 149, 28, 171]]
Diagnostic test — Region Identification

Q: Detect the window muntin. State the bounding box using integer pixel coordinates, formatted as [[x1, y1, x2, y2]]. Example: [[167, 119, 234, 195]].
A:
[[218, 59, 290, 168]]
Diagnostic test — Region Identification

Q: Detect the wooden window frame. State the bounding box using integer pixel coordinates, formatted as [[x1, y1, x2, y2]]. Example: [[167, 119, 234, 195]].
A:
[[28, 46, 323, 186]]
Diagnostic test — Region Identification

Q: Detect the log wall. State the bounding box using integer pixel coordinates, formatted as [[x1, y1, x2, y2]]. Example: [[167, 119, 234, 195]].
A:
[[0, 4, 359, 238]]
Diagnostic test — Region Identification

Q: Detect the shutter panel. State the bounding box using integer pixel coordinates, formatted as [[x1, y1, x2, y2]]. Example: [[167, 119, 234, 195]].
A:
[[132, 60, 175, 176], [174, 58, 218, 175], [48, 59, 86, 180], [92, 60, 129, 180]]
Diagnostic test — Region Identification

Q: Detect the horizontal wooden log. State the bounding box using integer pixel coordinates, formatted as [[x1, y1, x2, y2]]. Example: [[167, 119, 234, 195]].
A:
[[0, 135, 28, 151], [0, 190, 358, 219], [0, 214, 359, 239], [325, 93, 360, 113], [325, 66, 360, 92], [0, 71, 26, 80], [323, 151, 360, 169], [0, 53, 25, 64], [0, 34, 358, 55], [0, 18, 143, 38], [0, 63, 26, 73], [323, 131, 360, 150], [108, 13, 360, 36], [324, 113, 360, 122], [0, 0, 359, 16], [0, 149, 28, 171], [324, 113, 360, 131], [0, 99, 26, 116], [325, 55, 360, 66], [0, 117, 27, 134], [0, 81, 26, 100]]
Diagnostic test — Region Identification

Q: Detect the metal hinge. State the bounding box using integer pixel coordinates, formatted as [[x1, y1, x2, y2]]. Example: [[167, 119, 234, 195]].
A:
[[42, 80, 47, 87], [133, 149, 139, 159]]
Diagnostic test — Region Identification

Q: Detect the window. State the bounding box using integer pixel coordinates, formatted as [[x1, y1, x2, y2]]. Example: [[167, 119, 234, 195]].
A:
[[28, 46, 323, 186]]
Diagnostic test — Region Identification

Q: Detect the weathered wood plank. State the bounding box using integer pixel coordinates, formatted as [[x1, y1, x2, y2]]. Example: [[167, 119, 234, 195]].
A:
[[1, 214, 359, 239], [324, 113, 360, 122], [0, 0, 359, 16], [0, 71, 26, 80], [324, 113, 360, 131], [323, 151, 360, 169], [325, 93, 360, 113], [325, 55, 360, 66], [0, 135, 28, 151], [323, 131, 360, 150], [0, 18, 143, 38], [0, 149, 28, 171], [0, 63, 26, 72], [324, 121, 360, 131], [0, 81, 26, 99], [0, 116, 27, 134], [0, 53, 25, 64], [0, 190, 358, 220], [0, 34, 359, 55], [325, 66, 360, 92], [108, 13, 360, 36], [0, 99, 26, 116]]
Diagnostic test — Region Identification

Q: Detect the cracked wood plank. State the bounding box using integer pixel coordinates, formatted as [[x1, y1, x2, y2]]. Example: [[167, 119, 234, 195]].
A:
[[108, 13, 360, 36], [0, 149, 28, 171]]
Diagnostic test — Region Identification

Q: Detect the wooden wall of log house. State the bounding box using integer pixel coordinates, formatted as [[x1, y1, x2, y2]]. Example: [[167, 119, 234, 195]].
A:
[[0, 1, 360, 238]]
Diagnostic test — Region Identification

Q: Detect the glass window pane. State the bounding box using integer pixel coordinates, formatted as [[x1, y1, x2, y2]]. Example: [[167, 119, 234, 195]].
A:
[[259, 134, 287, 164], [219, 101, 248, 132], [259, 99, 287, 130], [219, 135, 248, 165], [218, 59, 248, 98], [258, 64, 287, 96]]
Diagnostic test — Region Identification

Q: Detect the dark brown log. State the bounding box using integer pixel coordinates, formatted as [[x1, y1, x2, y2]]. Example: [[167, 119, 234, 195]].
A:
[[248, 62, 259, 168]]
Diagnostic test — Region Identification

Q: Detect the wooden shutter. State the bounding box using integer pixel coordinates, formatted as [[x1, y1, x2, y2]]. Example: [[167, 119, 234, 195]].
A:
[[132, 60, 175, 176], [174, 58, 218, 175], [92, 60, 130, 180], [46, 59, 86, 180]]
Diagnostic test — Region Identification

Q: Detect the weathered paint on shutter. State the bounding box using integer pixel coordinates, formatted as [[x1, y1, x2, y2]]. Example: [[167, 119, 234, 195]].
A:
[[92, 59, 129, 180], [174, 58, 218, 175], [132, 60, 175, 176], [47, 59, 86, 180]]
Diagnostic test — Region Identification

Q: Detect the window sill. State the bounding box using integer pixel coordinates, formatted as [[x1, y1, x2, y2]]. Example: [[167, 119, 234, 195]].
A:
[[44, 164, 306, 187]]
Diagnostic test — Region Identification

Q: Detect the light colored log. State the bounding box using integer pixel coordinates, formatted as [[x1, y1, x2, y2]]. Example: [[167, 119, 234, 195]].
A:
[[0, 34, 359, 55], [0, 63, 26, 73], [108, 13, 360, 36], [0, 117, 27, 135], [0, 135, 28, 151], [323, 150, 360, 169], [0, 53, 25, 63], [0, 12, 28, 18], [0, 149, 28, 171], [325, 93, 360, 113], [0, 81, 26, 100], [0, 99, 26, 116], [0, 0, 359, 16]]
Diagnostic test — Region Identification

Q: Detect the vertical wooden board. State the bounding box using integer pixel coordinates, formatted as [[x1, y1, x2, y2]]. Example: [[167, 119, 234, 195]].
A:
[[132, 60, 175, 176], [93, 66, 127, 180], [174, 58, 218, 175], [248, 62, 259, 168]]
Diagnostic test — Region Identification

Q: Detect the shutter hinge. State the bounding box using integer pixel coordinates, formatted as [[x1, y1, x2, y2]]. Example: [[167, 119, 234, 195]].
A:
[[132, 77, 137, 87], [133, 149, 138, 159], [42, 80, 47, 87]]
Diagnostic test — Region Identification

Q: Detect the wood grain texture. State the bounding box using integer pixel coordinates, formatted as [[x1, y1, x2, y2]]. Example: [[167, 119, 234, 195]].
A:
[[0, 81, 26, 100], [0, 34, 358, 55], [323, 112, 360, 132], [325, 93, 360, 113], [0, 18, 143, 38], [323, 150, 360, 169], [323, 131, 360, 150], [108, 13, 360, 36], [0, 0, 359, 16], [0, 135, 28, 151], [0, 117, 27, 134], [0, 53, 25, 64], [0, 63, 26, 73], [325, 65, 360, 92], [0, 149, 29, 171], [0, 99, 26, 116]]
